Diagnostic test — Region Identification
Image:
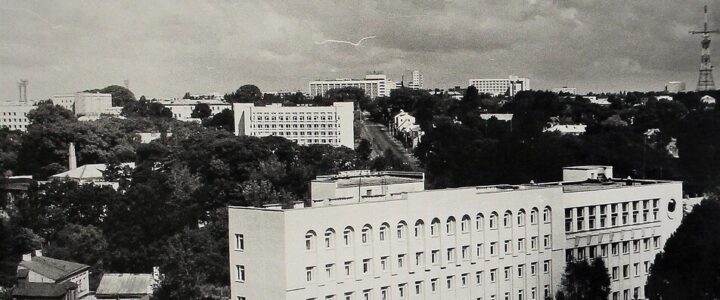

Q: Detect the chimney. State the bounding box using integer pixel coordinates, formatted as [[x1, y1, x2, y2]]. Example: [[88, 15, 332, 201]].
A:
[[68, 142, 77, 170], [22, 253, 32, 261], [34, 250, 42, 257]]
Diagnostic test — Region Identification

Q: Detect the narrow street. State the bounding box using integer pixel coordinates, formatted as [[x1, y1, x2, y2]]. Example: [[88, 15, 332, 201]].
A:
[[360, 119, 422, 171]]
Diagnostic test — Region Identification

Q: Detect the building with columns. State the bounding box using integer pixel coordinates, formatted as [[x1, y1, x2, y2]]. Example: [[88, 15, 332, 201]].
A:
[[228, 166, 682, 300]]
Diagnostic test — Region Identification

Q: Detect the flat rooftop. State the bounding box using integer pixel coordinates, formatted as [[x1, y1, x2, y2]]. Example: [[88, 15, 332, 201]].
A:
[[313, 171, 424, 188]]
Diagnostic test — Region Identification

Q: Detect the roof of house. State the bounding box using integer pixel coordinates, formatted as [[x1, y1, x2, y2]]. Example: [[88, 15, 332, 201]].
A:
[[50, 163, 135, 181], [480, 113, 514, 121], [12, 281, 77, 298], [96, 273, 153, 296], [18, 256, 89, 281], [544, 124, 587, 134]]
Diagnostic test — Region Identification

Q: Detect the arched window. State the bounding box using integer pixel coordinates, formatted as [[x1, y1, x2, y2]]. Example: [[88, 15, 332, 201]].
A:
[[461, 215, 471, 233], [503, 211, 513, 228], [489, 212, 498, 229], [517, 209, 526, 226], [324, 229, 335, 249], [414, 220, 425, 238], [305, 230, 317, 251], [543, 207, 552, 223], [343, 227, 354, 246], [530, 208, 539, 225], [668, 199, 677, 212], [431, 218, 441, 236], [397, 221, 408, 240], [476, 213, 485, 231], [446, 217, 456, 235], [379, 223, 390, 241], [361, 225, 373, 244]]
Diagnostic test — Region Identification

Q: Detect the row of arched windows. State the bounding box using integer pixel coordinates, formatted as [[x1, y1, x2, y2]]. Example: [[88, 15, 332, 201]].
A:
[[305, 207, 553, 251]]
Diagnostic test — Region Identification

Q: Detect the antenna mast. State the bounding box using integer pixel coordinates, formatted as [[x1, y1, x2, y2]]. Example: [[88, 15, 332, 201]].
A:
[[690, 5, 720, 91]]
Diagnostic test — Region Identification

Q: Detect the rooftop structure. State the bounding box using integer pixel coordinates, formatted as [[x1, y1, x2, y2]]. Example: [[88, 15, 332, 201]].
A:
[[228, 166, 682, 300], [15, 250, 90, 299], [233, 102, 354, 149], [96, 273, 155, 300]]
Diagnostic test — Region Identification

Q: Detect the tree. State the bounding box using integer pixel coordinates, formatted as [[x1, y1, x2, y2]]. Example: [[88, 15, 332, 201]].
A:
[[45, 224, 108, 288], [183, 92, 192, 99], [203, 109, 234, 132], [0, 128, 23, 175], [122, 99, 172, 119], [225, 85, 262, 103], [85, 85, 136, 107], [356, 139, 372, 161], [556, 258, 610, 300], [646, 198, 720, 300], [191, 103, 212, 119]]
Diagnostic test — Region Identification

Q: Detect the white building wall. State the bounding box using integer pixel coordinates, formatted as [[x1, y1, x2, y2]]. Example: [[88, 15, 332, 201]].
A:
[[229, 173, 683, 300], [469, 76, 530, 96], [50, 94, 76, 111], [0, 104, 33, 131], [233, 102, 354, 149], [74, 92, 112, 117], [309, 75, 395, 99]]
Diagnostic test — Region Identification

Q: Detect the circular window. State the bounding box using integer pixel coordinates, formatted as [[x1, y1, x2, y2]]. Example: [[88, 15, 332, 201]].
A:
[[668, 199, 676, 212]]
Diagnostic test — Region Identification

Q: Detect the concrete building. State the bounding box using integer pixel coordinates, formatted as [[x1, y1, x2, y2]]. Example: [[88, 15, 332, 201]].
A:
[[74, 92, 112, 117], [665, 81, 686, 93], [50, 94, 76, 111], [154, 99, 230, 121], [408, 71, 424, 90], [309, 73, 397, 99], [228, 165, 682, 300], [469, 76, 530, 96], [13, 250, 90, 300], [0, 103, 33, 131], [392, 111, 424, 149], [552, 87, 577, 95], [233, 102, 354, 149]]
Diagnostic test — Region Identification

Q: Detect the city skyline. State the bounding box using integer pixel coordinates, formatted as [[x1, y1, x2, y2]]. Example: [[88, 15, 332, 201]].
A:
[[1, 0, 719, 100]]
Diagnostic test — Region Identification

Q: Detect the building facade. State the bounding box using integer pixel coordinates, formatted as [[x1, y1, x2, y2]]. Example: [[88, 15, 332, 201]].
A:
[[408, 71, 424, 90], [228, 166, 683, 300], [233, 102, 354, 149], [665, 82, 686, 94], [74, 92, 112, 117], [154, 99, 231, 121], [551, 87, 577, 95], [469, 76, 530, 96], [309, 74, 396, 99], [0, 103, 33, 131]]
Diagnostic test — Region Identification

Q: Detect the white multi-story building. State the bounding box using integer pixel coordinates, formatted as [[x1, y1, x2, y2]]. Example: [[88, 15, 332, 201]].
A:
[[469, 76, 530, 96], [154, 99, 231, 121], [228, 166, 683, 300], [0, 102, 33, 131], [665, 82, 686, 94], [233, 102, 354, 149], [50, 94, 77, 111], [309, 74, 397, 99], [409, 71, 424, 90], [51, 92, 115, 117]]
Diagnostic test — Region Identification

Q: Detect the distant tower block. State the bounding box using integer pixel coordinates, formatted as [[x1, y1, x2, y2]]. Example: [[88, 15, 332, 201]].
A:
[[124, 79, 130, 89], [17, 79, 28, 103], [691, 5, 719, 91]]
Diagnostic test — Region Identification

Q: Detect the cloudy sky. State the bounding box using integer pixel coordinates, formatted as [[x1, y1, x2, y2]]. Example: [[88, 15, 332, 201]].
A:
[[1, 0, 718, 101]]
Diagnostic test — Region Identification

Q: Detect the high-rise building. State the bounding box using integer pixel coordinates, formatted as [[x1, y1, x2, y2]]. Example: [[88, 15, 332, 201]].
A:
[[408, 70, 423, 90], [228, 166, 682, 300], [469, 76, 530, 96], [309, 73, 397, 99], [232, 102, 354, 149], [665, 81, 686, 93]]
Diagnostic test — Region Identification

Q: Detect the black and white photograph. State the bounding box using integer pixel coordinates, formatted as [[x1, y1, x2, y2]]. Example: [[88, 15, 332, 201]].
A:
[[1, 1, 720, 300]]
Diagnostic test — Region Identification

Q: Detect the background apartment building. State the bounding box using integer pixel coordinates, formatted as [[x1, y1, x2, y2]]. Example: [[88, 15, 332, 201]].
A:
[[228, 166, 682, 300], [232, 102, 354, 149], [0, 103, 33, 131], [408, 71, 424, 90], [469, 76, 530, 96], [309, 73, 396, 99]]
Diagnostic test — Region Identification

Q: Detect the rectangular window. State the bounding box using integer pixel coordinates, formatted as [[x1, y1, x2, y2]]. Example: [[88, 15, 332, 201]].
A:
[[543, 260, 550, 273], [623, 264, 629, 278], [447, 248, 456, 263], [623, 241, 630, 254], [601, 244, 608, 257], [306, 266, 314, 282], [431, 250, 439, 265], [326, 264, 334, 279], [504, 266, 511, 280], [504, 240, 511, 254], [518, 238, 525, 252], [490, 242, 497, 256], [344, 261, 353, 277], [236, 265, 245, 282], [612, 267, 618, 280], [476, 271, 483, 285], [490, 269, 497, 282], [634, 263, 639, 276], [398, 254, 405, 269], [476, 243, 484, 258], [530, 262, 537, 276], [517, 264, 524, 277], [431, 278, 438, 293], [380, 256, 388, 272], [531, 236, 538, 250], [363, 259, 372, 274], [543, 235, 551, 249], [235, 234, 244, 250], [462, 245, 470, 261], [447, 275, 454, 289]]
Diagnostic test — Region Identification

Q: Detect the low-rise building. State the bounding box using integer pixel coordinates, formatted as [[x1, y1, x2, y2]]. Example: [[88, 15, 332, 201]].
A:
[[96, 273, 156, 300], [665, 81, 686, 93], [228, 166, 682, 300], [701, 95, 716, 105], [154, 99, 230, 121], [233, 102, 354, 149], [13, 250, 90, 300], [480, 114, 514, 122], [552, 87, 577, 95], [392, 111, 424, 148]]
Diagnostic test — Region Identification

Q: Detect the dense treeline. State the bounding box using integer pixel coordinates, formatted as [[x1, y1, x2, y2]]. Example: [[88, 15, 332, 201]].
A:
[[366, 86, 720, 193]]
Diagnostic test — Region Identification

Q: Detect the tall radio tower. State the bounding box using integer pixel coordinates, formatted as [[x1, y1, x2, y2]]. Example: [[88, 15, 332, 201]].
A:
[[691, 5, 719, 91]]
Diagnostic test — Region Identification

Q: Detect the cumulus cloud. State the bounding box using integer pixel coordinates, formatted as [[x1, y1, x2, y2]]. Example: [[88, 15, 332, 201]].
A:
[[0, 0, 717, 100]]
